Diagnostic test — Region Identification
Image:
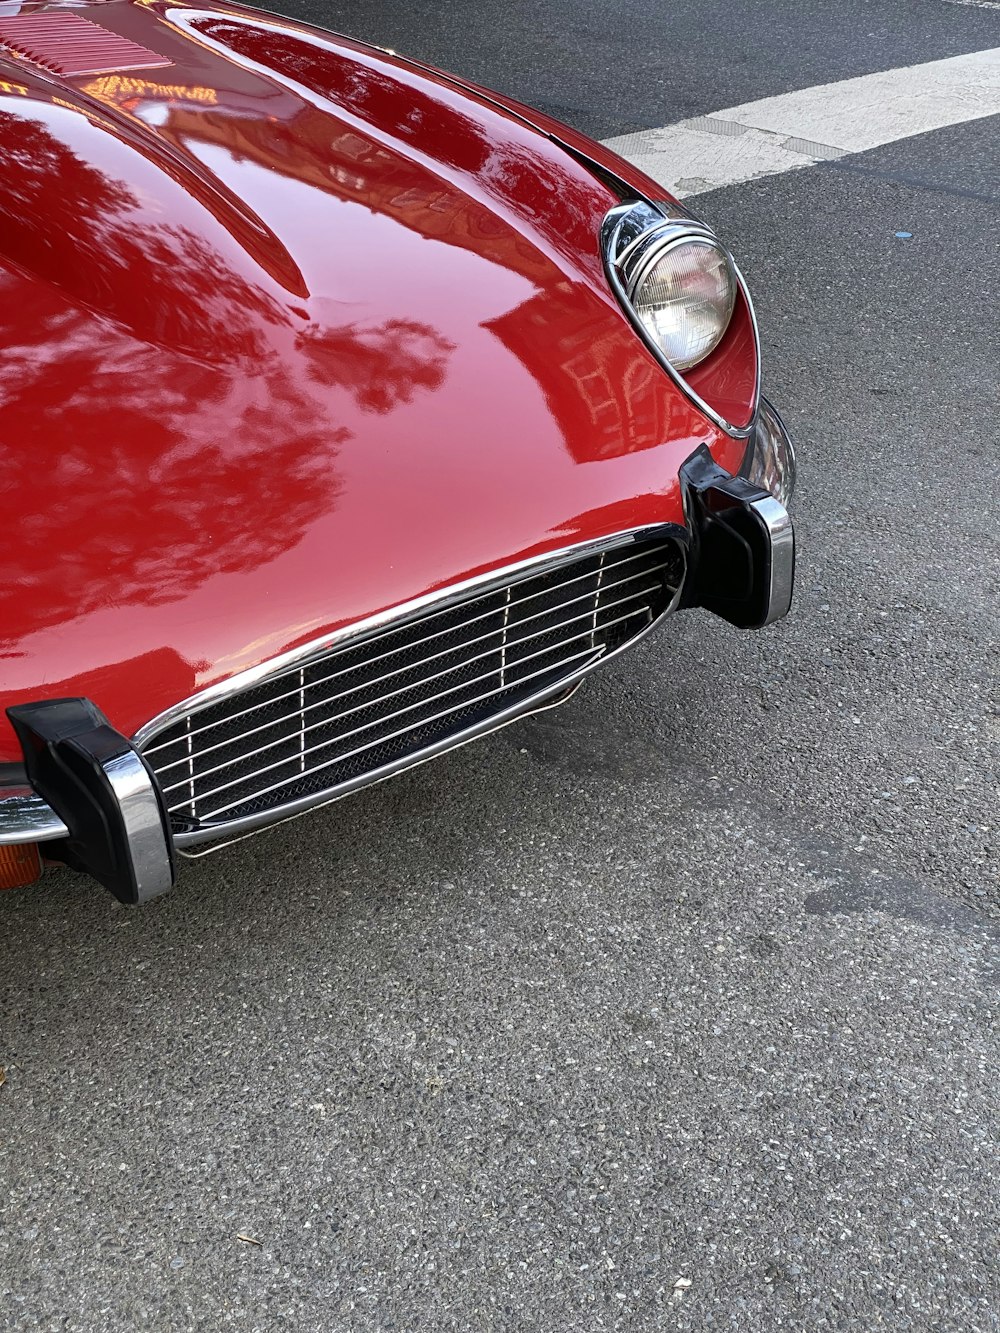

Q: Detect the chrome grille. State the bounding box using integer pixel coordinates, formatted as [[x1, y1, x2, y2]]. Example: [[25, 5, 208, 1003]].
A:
[[138, 534, 683, 843]]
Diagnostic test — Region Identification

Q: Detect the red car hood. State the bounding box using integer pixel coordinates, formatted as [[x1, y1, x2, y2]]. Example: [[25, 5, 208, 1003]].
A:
[[0, 0, 742, 761]]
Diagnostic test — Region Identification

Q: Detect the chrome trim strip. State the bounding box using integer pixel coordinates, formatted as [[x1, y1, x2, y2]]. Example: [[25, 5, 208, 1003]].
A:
[[751, 494, 795, 627], [499, 585, 512, 688], [601, 202, 761, 439], [100, 750, 174, 902], [0, 788, 69, 845], [171, 564, 683, 850], [133, 525, 684, 751]]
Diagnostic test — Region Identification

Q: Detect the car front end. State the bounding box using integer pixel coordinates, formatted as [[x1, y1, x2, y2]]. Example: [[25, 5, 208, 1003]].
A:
[[0, 0, 795, 901]]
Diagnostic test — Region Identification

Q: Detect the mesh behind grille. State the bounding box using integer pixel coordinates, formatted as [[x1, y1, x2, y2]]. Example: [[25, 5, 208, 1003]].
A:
[[139, 535, 682, 837]]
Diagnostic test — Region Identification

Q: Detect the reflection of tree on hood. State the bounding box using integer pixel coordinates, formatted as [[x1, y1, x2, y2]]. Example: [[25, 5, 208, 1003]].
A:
[[0, 112, 455, 646], [299, 318, 453, 414], [0, 108, 294, 366], [0, 294, 349, 646]]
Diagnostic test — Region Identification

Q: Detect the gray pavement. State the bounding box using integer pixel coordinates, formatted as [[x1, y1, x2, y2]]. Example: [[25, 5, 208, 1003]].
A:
[[1, 2, 998, 1330], [270, 0, 1000, 140]]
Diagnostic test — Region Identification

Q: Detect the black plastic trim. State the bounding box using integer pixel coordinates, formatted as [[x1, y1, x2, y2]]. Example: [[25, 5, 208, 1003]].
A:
[[6, 698, 175, 904], [680, 445, 795, 630]]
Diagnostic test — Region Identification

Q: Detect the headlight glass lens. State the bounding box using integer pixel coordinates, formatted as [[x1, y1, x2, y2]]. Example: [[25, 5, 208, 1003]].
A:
[[630, 238, 736, 371]]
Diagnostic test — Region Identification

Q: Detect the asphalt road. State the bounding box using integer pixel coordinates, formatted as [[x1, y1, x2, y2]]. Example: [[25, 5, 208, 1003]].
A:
[[2, 2, 998, 1330]]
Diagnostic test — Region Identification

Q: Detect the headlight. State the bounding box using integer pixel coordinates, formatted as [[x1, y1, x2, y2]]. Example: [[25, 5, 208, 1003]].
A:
[[627, 235, 736, 371], [603, 201, 738, 373], [601, 198, 759, 438]]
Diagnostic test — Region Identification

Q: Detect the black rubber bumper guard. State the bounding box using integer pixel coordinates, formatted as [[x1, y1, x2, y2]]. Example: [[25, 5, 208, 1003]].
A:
[[679, 444, 795, 630], [7, 698, 175, 905]]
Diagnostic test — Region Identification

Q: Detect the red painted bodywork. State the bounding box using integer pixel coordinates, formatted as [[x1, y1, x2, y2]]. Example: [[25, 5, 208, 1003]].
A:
[[0, 0, 751, 764]]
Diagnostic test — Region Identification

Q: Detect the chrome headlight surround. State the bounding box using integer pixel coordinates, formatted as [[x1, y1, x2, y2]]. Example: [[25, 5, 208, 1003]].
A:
[[602, 199, 760, 438]]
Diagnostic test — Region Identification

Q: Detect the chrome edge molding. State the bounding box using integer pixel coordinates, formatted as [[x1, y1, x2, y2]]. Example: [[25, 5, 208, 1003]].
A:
[[601, 200, 761, 440], [750, 494, 795, 627], [0, 787, 69, 846], [134, 525, 685, 750], [101, 750, 174, 902]]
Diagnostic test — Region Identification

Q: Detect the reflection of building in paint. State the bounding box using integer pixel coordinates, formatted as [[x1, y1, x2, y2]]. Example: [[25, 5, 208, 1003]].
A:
[[80, 74, 219, 107], [487, 288, 675, 464]]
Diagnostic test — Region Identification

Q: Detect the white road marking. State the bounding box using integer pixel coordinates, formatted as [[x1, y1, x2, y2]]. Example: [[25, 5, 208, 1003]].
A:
[[602, 47, 1000, 196]]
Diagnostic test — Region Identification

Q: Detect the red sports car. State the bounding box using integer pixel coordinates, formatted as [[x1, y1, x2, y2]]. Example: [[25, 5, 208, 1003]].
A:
[[0, 0, 795, 903]]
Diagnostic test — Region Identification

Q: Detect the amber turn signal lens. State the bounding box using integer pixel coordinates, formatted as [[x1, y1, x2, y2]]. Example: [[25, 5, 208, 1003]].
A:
[[0, 842, 43, 890]]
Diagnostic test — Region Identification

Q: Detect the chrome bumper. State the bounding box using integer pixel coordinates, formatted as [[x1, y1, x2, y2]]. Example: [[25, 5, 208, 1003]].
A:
[[1, 700, 174, 903], [0, 787, 69, 845], [679, 395, 796, 630], [740, 394, 796, 508]]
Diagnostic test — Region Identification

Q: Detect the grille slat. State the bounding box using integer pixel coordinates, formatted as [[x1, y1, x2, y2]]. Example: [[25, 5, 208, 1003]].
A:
[[163, 599, 652, 808], [142, 547, 666, 760], [153, 571, 667, 784], [139, 534, 683, 839]]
